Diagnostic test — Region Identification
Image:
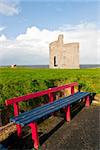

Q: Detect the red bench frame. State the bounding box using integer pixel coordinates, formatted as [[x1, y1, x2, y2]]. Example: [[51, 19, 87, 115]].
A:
[[5, 82, 90, 149]]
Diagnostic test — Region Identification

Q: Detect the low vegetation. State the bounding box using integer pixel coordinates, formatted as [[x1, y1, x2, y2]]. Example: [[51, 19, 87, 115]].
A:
[[0, 67, 100, 105]]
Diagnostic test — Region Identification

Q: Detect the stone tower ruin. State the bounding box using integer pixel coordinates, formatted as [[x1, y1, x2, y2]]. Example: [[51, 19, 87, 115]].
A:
[[49, 34, 80, 69]]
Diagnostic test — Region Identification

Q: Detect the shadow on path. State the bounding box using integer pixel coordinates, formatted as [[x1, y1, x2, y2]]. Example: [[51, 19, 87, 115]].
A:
[[1, 100, 87, 150]]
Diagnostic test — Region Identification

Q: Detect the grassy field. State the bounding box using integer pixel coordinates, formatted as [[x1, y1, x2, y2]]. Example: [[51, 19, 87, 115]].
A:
[[0, 67, 100, 106]]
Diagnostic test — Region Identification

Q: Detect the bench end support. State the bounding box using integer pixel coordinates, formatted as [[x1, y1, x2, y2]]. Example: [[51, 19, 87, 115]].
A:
[[85, 96, 90, 107], [66, 105, 71, 122], [29, 122, 39, 150], [17, 124, 22, 137]]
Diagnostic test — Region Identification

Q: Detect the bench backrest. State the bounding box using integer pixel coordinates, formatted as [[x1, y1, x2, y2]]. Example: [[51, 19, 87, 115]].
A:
[[5, 82, 78, 117]]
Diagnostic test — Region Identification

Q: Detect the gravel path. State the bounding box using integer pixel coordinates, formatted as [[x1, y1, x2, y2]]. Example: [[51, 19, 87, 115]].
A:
[[1, 105, 99, 150]]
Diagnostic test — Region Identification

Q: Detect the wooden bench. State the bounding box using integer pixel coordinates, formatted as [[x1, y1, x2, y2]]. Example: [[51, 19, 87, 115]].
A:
[[5, 82, 91, 149]]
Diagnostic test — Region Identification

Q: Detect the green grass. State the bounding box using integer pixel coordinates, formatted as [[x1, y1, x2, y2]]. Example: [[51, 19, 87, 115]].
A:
[[0, 67, 100, 106]]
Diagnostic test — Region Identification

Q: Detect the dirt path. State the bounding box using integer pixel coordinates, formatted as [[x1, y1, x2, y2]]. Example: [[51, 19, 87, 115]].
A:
[[1, 105, 100, 150]]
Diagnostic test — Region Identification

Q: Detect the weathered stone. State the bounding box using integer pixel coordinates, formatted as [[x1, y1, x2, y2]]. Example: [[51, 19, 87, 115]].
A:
[[49, 34, 80, 69]]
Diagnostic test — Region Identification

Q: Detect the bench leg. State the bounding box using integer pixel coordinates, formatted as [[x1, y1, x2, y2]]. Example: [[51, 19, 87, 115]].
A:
[[85, 96, 90, 107], [71, 86, 74, 95], [16, 124, 22, 137], [66, 105, 71, 122], [29, 122, 39, 150]]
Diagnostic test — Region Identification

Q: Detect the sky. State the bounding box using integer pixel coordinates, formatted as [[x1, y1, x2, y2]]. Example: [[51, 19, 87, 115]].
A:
[[0, 0, 100, 65]]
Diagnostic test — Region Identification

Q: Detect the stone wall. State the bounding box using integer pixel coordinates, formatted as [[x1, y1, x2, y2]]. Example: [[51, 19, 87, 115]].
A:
[[49, 34, 80, 69]]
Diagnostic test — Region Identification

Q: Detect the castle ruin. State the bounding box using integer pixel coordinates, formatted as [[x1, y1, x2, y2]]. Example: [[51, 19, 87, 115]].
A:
[[49, 34, 80, 69]]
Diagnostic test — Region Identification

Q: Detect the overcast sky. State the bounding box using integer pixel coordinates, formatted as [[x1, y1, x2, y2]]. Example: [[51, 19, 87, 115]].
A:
[[0, 0, 100, 65]]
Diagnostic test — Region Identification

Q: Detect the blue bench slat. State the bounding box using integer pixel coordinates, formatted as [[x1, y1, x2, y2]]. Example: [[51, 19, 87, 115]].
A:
[[11, 92, 86, 123], [16, 92, 85, 122], [18, 93, 90, 126], [17, 92, 90, 126], [11, 92, 90, 125], [10, 92, 90, 126], [11, 92, 81, 122]]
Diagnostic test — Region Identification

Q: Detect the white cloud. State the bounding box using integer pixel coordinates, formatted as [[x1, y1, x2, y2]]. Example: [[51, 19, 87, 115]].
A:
[[0, 0, 20, 16], [0, 22, 99, 65], [0, 26, 6, 31], [0, 34, 7, 41]]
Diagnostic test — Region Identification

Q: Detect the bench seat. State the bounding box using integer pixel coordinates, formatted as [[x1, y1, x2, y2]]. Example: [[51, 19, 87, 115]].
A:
[[10, 92, 90, 126]]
